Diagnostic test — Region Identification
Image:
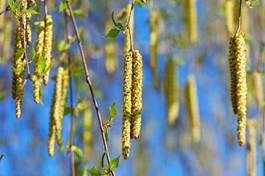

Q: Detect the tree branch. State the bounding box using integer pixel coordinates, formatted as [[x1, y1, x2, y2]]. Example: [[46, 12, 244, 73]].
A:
[[65, 1, 115, 175]]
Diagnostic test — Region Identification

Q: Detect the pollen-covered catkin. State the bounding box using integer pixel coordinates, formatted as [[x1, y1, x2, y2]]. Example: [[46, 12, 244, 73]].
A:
[[48, 109, 56, 157], [131, 50, 143, 139], [184, 0, 198, 44], [43, 15, 53, 85], [247, 119, 257, 176], [149, 10, 159, 89], [228, 32, 247, 146], [51, 67, 64, 147], [122, 51, 133, 159], [33, 21, 45, 103], [164, 58, 179, 126], [185, 74, 200, 142], [252, 71, 263, 109], [12, 25, 26, 118], [225, 0, 235, 34]]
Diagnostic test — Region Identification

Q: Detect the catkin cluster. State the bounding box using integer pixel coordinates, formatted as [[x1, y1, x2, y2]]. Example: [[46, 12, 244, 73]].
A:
[[12, 26, 26, 118], [48, 67, 69, 156], [184, 0, 198, 44], [11, 0, 33, 118], [247, 119, 257, 176], [228, 31, 247, 146], [185, 74, 200, 142], [122, 50, 143, 159], [164, 58, 179, 126], [149, 10, 159, 89]]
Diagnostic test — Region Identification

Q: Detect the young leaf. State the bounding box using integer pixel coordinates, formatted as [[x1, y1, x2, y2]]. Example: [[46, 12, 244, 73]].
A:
[[110, 155, 120, 170], [72, 145, 83, 160], [87, 167, 101, 176], [73, 9, 83, 16], [58, 1, 67, 12], [106, 28, 120, 39], [57, 40, 71, 52], [108, 102, 117, 123]]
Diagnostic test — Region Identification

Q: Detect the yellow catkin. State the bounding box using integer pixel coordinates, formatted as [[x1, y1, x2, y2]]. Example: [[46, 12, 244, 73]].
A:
[[33, 21, 45, 103], [184, 0, 198, 44], [12, 25, 26, 118], [225, 0, 234, 34], [48, 109, 56, 157], [43, 15, 53, 85], [105, 21, 117, 74], [131, 50, 143, 139], [122, 51, 133, 159], [149, 10, 159, 89], [83, 103, 93, 162], [164, 58, 179, 126], [247, 119, 257, 176], [185, 74, 200, 142], [228, 32, 247, 146], [252, 71, 264, 108], [51, 67, 64, 147]]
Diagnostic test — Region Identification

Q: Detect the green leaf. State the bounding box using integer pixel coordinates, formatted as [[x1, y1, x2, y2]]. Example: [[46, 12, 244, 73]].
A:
[[110, 155, 120, 170], [135, 0, 145, 6], [57, 40, 71, 52], [108, 102, 116, 123], [87, 167, 101, 176], [8, 0, 20, 12], [81, 168, 88, 176], [73, 9, 83, 16], [111, 11, 125, 30], [106, 28, 120, 39], [58, 1, 67, 12], [72, 145, 83, 160], [26, 8, 40, 15]]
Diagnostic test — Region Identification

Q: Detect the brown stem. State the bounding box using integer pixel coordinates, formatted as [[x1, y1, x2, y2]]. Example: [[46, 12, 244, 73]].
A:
[[126, 0, 135, 51], [64, 12, 76, 176], [236, 0, 243, 33], [65, 1, 115, 175]]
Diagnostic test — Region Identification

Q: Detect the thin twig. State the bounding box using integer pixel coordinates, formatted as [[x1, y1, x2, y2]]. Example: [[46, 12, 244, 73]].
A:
[[0, 5, 10, 16], [64, 12, 76, 176], [236, 0, 243, 33], [126, 0, 135, 51], [65, 1, 115, 175]]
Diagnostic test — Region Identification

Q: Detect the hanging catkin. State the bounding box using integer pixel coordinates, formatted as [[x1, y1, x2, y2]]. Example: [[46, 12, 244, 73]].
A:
[[252, 71, 264, 109], [12, 25, 26, 118], [50, 67, 64, 147], [225, 0, 235, 34], [185, 74, 200, 142], [105, 21, 117, 74], [48, 106, 56, 156], [184, 0, 198, 44], [83, 102, 93, 162], [247, 119, 257, 176], [43, 15, 53, 85], [122, 51, 133, 159], [164, 58, 179, 126], [149, 10, 159, 89], [228, 31, 247, 146], [131, 50, 143, 139], [32, 21, 45, 103]]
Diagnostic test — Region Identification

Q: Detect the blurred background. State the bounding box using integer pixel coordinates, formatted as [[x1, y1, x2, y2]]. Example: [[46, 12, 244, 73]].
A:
[[0, 0, 265, 175]]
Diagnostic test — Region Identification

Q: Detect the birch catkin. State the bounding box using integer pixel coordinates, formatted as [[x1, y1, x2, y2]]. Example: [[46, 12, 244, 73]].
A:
[[83, 103, 93, 162], [247, 119, 257, 176], [122, 51, 133, 159], [184, 0, 198, 44], [12, 25, 26, 118], [164, 58, 179, 126], [228, 32, 247, 146], [43, 15, 53, 85], [149, 10, 159, 89], [33, 21, 45, 103], [185, 74, 200, 142], [131, 50, 143, 139]]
